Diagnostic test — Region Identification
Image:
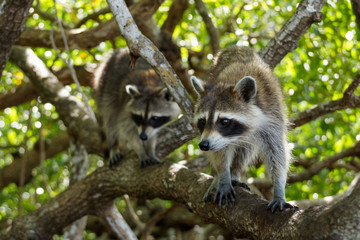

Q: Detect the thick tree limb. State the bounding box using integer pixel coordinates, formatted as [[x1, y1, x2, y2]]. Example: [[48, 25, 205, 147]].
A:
[[194, 0, 220, 53], [107, 0, 194, 118], [258, 0, 325, 68], [4, 151, 360, 239], [0, 0, 34, 75]]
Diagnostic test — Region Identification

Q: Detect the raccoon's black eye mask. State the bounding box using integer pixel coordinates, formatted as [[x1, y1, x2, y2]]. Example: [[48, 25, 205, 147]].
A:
[[149, 116, 170, 128], [132, 114, 143, 126], [216, 118, 247, 136], [197, 118, 206, 133], [132, 114, 170, 128]]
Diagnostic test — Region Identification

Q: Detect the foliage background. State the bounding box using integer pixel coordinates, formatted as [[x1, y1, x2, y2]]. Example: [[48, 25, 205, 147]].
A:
[[0, 0, 359, 239]]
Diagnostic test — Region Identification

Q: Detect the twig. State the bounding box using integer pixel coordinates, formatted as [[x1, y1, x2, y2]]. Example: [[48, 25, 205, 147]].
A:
[[219, 3, 245, 35], [18, 104, 33, 217], [50, 0, 97, 123], [342, 72, 360, 102], [38, 103, 52, 195], [140, 205, 178, 240], [0, 144, 22, 150], [33, 0, 71, 29], [74, 7, 111, 28], [124, 194, 145, 231]]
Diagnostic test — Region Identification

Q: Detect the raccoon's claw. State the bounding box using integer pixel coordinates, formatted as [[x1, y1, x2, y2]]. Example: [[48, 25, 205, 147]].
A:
[[267, 199, 298, 213], [231, 180, 251, 191], [213, 184, 236, 208], [109, 153, 124, 168], [203, 188, 214, 203], [140, 158, 161, 168]]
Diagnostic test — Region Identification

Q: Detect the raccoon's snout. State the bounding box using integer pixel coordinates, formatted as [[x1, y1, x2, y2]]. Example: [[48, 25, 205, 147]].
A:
[[139, 132, 148, 141], [199, 140, 210, 151]]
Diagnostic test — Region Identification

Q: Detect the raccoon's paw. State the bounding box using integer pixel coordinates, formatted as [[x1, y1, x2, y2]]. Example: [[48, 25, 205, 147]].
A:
[[203, 183, 236, 208], [267, 198, 298, 213], [140, 157, 161, 168], [109, 153, 124, 168], [231, 179, 251, 191], [214, 183, 236, 208]]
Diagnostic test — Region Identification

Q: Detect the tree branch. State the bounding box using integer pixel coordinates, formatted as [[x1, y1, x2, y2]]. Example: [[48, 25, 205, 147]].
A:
[[250, 141, 360, 189], [74, 7, 111, 28], [194, 0, 220, 53], [9, 46, 102, 154], [258, 0, 325, 68], [290, 73, 360, 128], [0, 131, 69, 190], [15, 0, 163, 50], [33, 0, 71, 29], [0, 64, 94, 110], [96, 202, 138, 240], [63, 142, 89, 240], [161, 0, 189, 34], [351, 0, 360, 30]]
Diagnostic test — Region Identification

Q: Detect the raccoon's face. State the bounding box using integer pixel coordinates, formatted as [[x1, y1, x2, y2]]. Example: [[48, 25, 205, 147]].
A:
[[191, 75, 265, 151], [125, 84, 180, 141], [195, 111, 253, 151]]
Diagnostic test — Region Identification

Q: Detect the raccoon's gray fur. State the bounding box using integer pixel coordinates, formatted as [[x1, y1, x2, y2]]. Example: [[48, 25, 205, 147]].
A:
[[191, 46, 295, 212], [94, 48, 181, 168]]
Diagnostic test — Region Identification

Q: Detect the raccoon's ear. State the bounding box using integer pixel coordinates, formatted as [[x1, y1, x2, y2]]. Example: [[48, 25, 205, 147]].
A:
[[158, 87, 173, 101], [234, 76, 257, 102], [191, 76, 205, 96], [125, 85, 141, 98]]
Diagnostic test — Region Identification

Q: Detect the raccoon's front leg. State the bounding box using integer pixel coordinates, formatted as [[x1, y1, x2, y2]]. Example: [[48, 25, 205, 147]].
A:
[[264, 136, 297, 212], [204, 151, 236, 208], [267, 176, 295, 212], [139, 137, 161, 168]]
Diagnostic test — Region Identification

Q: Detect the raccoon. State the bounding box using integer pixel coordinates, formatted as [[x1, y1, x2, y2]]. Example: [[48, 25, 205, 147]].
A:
[[94, 48, 181, 168], [191, 46, 295, 212]]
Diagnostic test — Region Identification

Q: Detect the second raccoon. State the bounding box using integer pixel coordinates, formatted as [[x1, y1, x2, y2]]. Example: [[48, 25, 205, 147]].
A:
[[94, 48, 181, 168]]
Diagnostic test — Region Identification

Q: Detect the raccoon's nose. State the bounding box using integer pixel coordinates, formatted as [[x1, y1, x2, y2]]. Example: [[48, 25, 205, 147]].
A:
[[199, 140, 210, 151], [139, 132, 148, 141]]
